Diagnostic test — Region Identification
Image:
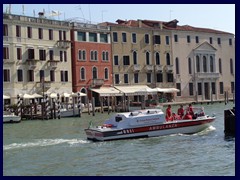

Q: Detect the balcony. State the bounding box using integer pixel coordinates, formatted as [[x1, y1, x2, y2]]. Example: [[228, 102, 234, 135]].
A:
[[26, 59, 38, 69], [47, 60, 59, 70], [132, 64, 141, 72], [155, 65, 163, 72], [145, 65, 154, 72], [3, 59, 15, 64], [36, 81, 51, 92], [195, 72, 220, 79], [165, 65, 173, 72], [57, 40, 71, 49], [91, 79, 104, 87]]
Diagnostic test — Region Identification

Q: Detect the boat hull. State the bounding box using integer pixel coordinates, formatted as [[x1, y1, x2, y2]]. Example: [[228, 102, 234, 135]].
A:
[[3, 115, 21, 123], [85, 117, 215, 141]]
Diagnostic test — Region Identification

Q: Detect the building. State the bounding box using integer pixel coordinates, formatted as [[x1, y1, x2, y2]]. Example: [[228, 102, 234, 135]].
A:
[[3, 13, 72, 104]]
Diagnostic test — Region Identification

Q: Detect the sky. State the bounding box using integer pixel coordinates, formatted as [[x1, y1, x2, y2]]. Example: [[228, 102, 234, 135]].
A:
[[3, 4, 235, 34]]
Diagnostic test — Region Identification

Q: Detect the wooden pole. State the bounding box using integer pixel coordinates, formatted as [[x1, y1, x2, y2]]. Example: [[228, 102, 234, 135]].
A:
[[92, 97, 95, 116]]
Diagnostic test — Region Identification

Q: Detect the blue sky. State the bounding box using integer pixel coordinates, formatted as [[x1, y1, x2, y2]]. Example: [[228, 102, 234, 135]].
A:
[[3, 4, 235, 34]]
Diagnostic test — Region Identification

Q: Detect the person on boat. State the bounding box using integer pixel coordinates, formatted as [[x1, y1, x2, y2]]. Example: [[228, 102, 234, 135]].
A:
[[172, 112, 181, 120], [187, 104, 194, 116], [177, 104, 184, 119], [183, 111, 192, 120], [165, 105, 173, 121]]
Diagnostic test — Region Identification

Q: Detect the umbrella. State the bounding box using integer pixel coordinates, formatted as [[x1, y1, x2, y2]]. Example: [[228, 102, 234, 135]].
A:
[[32, 93, 43, 98], [3, 95, 10, 99], [50, 93, 57, 98], [22, 93, 35, 99]]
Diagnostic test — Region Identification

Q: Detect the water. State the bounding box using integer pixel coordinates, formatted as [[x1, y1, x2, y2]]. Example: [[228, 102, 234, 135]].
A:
[[3, 103, 235, 176]]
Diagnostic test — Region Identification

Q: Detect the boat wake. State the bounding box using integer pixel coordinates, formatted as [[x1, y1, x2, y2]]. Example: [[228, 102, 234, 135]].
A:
[[3, 138, 89, 150]]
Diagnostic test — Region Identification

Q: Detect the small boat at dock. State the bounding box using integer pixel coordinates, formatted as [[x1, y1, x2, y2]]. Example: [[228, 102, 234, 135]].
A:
[[85, 108, 215, 141], [3, 111, 21, 123]]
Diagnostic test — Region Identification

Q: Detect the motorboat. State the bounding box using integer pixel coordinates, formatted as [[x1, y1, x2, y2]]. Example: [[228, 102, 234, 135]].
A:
[[85, 108, 215, 141], [3, 111, 21, 123], [60, 108, 80, 118]]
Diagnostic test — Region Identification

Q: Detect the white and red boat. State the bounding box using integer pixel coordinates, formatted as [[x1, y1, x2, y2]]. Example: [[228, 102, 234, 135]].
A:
[[85, 108, 215, 141]]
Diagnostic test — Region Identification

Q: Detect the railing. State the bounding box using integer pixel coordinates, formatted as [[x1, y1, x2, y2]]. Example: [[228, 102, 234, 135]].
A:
[[57, 40, 71, 49], [47, 60, 58, 70], [195, 72, 220, 79], [26, 59, 38, 69], [155, 65, 163, 72], [91, 79, 104, 87], [145, 65, 154, 72], [132, 64, 141, 72], [165, 65, 173, 72]]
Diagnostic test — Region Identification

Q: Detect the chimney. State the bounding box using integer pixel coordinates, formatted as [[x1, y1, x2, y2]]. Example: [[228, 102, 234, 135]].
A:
[[38, 12, 44, 18]]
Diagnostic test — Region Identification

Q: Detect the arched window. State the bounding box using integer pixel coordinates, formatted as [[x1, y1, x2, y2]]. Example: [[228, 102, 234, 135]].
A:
[[94, 51, 98, 60], [90, 51, 94, 60], [196, 55, 200, 72], [230, 58, 234, 74], [102, 51, 105, 60], [133, 51, 137, 64], [104, 68, 109, 80], [106, 51, 109, 61], [80, 67, 85, 80], [155, 52, 160, 65], [92, 67, 97, 79], [203, 56, 207, 72], [188, 58, 192, 74], [166, 53, 170, 65], [219, 58, 222, 74], [82, 50, 86, 60], [210, 56, 214, 72], [146, 51, 150, 65], [175, 57, 179, 74]]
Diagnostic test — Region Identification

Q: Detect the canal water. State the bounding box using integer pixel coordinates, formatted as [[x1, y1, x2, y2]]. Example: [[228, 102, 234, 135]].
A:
[[3, 103, 235, 176]]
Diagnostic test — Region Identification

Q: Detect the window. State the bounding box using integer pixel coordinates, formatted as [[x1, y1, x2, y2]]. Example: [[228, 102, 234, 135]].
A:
[[40, 70, 45, 81], [198, 83, 202, 95], [38, 28, 43, 39], [132, 33, 136, 43], [146, 52, 150, 65], [145, 34, 149, 44], [175, 57, 179, 74], [78, 32, 86, 41], [49, 29, 53, 40], [187, 35, 191, 43], [114, 55, 119, 65], [92, 67, 97, 79], [49, 50, 54, 60], [104, 68, 109, 80], [153, 35, 161, 44], [17, 69, 23, 82], [165, 36, 170, 45], [212, 82, 216, 94], [122, 32, 127, 43], [134, 73, 138, 83], [63, 31, 66, 40], [100, 34, 108, 43], [28, 70, 34, 82], [203, 56, 207, 72], [133, 51, 137, 64], [115, 74, 120, 84], [166, 53, 170, 65], [147, 73, 151, 83], [217, 38, 221, 45], [78, 50, 86, 61], [64, 51, 67, 62], [155, 52, 160, 65], [90, 51, 98, 61], [80, 67, 85, 80], [195, 36, 199, 43], [113, 32, 118, 42], [209, 37, 213, 44], [167, 73, 173, 82], [219, 58, 222, 74], [17, 48, 22, 60], [124, 74, 128, 83], [60, 51, 63, 62], [102, 51, 108, 61], [89, 32, 97, 42], [219, 82, 224, 94], [123, 56, 130, 65], [3, 24, 8, 36], [50, 70, 55, 82], [188, 58, 192, 74], [231, 82, 235, 93], [39, 49, 46, 60], [3, 47, 9, 59], [196, 56, 200, 72], [59, 30, 62, 40], [229, 38, 232, 46], [28, 49, 34, 59], [16, 25, 21, 37], [176, 83, 181, 96], [174, 34, 178, 42], [3, 69, 10, 82], [27, 27, 32, 38], [60, 71, 68, 82], [189, 83, 193, 96], [230, 58, 234, 74], [210, 56, 214, 72], [156, 73, 163, 82]]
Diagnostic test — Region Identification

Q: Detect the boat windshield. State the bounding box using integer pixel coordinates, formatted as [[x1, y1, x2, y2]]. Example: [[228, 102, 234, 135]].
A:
[[115, 116, 123, 122]]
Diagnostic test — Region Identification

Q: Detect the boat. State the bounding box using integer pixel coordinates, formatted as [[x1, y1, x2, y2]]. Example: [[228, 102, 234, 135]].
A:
[[3, 111, 21, 123], [60, 108, 80, 118], [85, 108, 215, 141]]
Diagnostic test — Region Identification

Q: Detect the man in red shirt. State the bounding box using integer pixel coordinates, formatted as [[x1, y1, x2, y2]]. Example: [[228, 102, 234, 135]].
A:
[[165, 105, 173, 121], [177, 105, 184, 119]]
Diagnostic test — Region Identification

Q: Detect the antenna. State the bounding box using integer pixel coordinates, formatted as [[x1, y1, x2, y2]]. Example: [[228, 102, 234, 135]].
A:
[[22, 4, 25, 15], [88, 4, 91, 23], [101, 10, 107, 22], [75, 5, 85, 19]]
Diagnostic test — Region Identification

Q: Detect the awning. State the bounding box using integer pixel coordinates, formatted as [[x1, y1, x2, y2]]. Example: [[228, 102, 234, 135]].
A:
[[49, 93, 58, 98], [153, 88, 180, 93], [32, 93, 43, 98], [70, 92, 87, 97], [3, 95, 10, 99], [91, 87, 123, 97], [20, 93, 35, 99], [114, 85, 156, 95]]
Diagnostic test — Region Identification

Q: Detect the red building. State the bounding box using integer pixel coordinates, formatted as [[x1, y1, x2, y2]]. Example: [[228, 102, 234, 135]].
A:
[[71, 23, 112, 103]]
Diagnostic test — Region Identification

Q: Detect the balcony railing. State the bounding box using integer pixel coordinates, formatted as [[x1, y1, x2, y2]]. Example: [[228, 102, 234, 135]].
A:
[[26, 59, 38, 69], [195, 72, 220, 79], [165, 65, 173, 72], [36, 81, 51, 92], [155, 65, 163, 72], [57, 40, 71, 49], [47, 60, 59, 70], [145, 65, 154, 72], [132, 64, 141, 72], [91, 79, 104, 87]]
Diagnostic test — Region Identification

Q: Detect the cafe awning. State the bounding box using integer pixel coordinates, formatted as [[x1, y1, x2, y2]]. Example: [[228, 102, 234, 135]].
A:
[[3, 95, 10, 99], [91, 87, 123, 97], [153, 88, 180, 93], [114, 85, 156, 95]]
